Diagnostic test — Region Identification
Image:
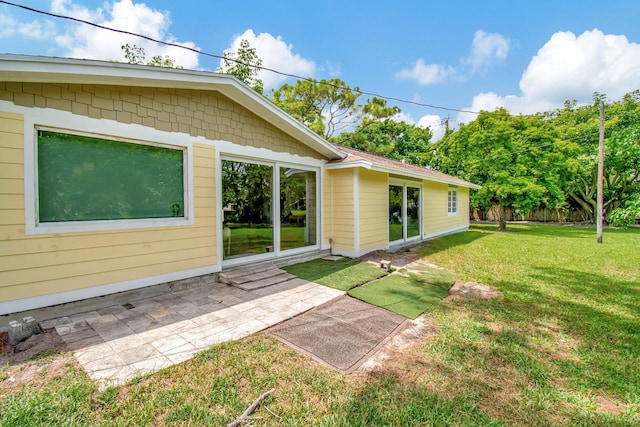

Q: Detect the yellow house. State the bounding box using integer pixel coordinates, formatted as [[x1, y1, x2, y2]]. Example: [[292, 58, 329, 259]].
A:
[[0, 55, 479, 315], [324, 146, 479, 257]]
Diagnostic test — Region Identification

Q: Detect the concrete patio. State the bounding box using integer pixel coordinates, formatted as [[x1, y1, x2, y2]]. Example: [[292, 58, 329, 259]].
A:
[[24, 267, 343, 387]]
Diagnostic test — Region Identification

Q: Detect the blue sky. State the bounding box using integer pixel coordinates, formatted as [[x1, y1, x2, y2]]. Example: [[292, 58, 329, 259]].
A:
[[2, 0, 640, 139]]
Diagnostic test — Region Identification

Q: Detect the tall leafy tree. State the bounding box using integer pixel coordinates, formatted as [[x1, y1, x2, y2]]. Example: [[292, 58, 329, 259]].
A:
[[217, 39, 264, 94], [433, 109, 573, 231], [546, 91, 640, 222], [271, 78, 398, 139], [340, 120, 433, 166]]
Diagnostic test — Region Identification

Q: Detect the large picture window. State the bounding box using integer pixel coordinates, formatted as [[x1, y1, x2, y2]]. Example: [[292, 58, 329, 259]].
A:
[[37, 130, 185, 223]]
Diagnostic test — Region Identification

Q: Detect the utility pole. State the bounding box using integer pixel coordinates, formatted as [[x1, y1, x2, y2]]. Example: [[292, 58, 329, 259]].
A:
[[596, 101, 605, 244]]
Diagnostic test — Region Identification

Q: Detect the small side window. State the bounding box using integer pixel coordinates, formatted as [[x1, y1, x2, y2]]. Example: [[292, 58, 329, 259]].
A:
[[448, 187, 458, 214]]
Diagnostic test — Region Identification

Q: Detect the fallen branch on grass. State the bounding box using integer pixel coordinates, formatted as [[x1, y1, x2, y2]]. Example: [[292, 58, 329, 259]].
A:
[[226, 388, 275, 427]]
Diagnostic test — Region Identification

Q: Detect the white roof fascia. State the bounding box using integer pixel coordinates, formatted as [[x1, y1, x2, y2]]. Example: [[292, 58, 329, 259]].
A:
[[325, 157, 480, 189], [0, 54, 345, 160], [324, 160, 373, 170], [370, 164, 481, 189]]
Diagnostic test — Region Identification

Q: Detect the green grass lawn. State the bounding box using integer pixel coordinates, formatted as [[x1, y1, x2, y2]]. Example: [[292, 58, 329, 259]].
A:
[[282, 257, 387, 291], [349, 265, 455, 318], [2, 224, 639, 426]]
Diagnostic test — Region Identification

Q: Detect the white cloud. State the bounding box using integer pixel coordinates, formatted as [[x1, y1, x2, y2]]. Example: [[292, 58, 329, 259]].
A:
[[467, 30, 510, 70], [458, 29, 640, 124], [417, 114, 446, 142], [0, 13, 57, 39], [390, 112, 446, 142], [52, 0, 199, 68], [396, 30, 508, 86], [395, 59, 456, 86], [221, 29, 316, 89]]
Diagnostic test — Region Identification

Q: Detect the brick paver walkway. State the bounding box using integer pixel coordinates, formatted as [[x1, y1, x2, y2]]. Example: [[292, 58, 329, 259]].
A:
[[40, 271, 343, 387]]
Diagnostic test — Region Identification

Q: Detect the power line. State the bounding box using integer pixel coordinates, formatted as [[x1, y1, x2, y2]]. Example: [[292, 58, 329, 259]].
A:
[[0, 0, 481, 115]]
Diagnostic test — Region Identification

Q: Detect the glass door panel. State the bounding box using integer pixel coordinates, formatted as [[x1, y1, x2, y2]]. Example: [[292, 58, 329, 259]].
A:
[[389, 185, 403, 242], [407, 186, 420, 238], [280, 168, 317, 250], [222, 160, 273, 259]]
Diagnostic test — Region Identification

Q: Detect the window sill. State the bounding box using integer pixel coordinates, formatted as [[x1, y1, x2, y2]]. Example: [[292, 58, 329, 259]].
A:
[[27, 217, 192, 235]]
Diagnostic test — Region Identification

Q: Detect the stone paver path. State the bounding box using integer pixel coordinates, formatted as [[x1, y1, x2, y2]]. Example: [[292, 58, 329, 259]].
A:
[[42, 272, 343, 387]]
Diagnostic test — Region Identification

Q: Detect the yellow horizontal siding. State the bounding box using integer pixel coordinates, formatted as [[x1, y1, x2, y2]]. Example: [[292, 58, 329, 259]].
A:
[[2, 245, 214, 288], [423, 181, 469, 235], [322, 170, 333, 244], [1, 148, 23, 164], [0, 209, 23, 225], [324, 168, 354, 252], [0, 111, 218, 303], [358, 169, 388, 251], [2, 179, 23, 194], [0, 163, 23, 179], [2, 235, 215, 273], [1, 256, 215, 302], [0, 223, 215, 257]]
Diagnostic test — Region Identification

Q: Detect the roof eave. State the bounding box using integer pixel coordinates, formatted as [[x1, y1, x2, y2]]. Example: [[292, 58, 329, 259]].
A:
[[326, 157, 480, 189]]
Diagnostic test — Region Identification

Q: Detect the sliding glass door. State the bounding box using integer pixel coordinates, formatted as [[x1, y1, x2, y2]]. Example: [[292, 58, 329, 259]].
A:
[[222, 160, 273, 259], [280, 168, 317, 251], [388, 185, 403, 242], [221, 158, 318, 261], [389, 181, 422, 244]]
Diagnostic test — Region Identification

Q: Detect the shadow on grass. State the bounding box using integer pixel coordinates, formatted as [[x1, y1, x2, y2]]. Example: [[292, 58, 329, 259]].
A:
[[330, 264, 640, 426], [486, 266, 640, 399], [418, 227, 488, 257], [324, 371, 505, 426]]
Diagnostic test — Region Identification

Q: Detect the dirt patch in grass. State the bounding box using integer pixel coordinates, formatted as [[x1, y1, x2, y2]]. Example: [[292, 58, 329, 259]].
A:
[[0, 328, 76, 398], [357, 244, 424, 268], [447, 281, 503, 300], [358, 316, 439, 373]]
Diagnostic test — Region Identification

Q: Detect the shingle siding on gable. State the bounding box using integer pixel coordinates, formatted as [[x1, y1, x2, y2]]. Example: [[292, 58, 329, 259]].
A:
[[0, 82, 323, 160]]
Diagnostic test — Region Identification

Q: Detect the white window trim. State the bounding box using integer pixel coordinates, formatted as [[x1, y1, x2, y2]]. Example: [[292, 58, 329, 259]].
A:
[[448, 186, 458, 216], [22, 107, 194, 235]]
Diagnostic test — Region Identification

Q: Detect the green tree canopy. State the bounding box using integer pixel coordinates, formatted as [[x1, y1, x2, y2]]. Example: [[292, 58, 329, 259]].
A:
[[545, 91, 640, 223], [217, 39, 264, 94], [339, 120, 433, 167], [270, 78, 398, 139], [433, 108, 574, 231]]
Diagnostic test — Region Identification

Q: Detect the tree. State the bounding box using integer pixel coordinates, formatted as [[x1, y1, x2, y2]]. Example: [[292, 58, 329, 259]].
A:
[[340, 120, 433, 166], [121, 44, 176, 68], [546, 91, 640, 222], [217, 39, 264, 94], [433, 109, 572, 231], [271, 78, 399, 139]]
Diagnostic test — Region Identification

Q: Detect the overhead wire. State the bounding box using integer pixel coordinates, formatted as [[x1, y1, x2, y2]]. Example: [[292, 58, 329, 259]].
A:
[[0, 0, 624, 147], [0, 0, 481, 115]]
